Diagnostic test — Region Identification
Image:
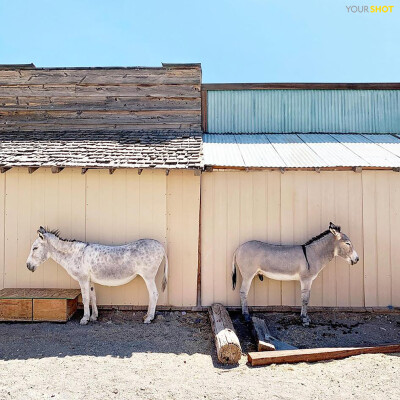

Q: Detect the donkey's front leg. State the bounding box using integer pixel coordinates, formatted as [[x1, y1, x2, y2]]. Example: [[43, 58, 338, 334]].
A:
[[240, 276, 253, 322], [143, 277, 159, 324], [300, 278, 312, 326], [89, 283, 98, 322], [78, 279, 91, 325]]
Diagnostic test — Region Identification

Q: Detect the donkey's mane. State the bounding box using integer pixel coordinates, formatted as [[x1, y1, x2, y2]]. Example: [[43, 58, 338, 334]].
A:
[[44, 227, 81, 243]]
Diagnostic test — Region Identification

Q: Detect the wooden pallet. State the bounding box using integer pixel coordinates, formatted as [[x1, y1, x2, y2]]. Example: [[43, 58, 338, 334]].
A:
[[0, 288, 81, 322]]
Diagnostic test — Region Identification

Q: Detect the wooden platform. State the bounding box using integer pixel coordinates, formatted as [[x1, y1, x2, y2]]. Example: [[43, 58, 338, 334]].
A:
[[0, 288, 81, 322]]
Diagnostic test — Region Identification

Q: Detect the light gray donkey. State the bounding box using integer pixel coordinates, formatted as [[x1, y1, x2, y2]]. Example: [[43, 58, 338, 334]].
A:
[[232, 222, 359, 325], [26, 227, 168, 324]]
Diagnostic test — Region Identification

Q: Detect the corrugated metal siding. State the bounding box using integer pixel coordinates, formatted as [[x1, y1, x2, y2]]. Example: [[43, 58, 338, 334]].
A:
[[207, 90, 400, 134], [0, 168, 200, 306], [201, 170, 400, 307], [203, 133, 400, 168]]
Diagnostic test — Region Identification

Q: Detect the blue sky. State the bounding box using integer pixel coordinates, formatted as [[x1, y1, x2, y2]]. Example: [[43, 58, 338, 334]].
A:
[[0, 0, 398, 82]]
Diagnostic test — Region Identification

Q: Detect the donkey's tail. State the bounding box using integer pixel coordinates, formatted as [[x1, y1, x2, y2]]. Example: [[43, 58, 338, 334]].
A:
[[161, 247, 168, 292], [232, 251, 237, 290]]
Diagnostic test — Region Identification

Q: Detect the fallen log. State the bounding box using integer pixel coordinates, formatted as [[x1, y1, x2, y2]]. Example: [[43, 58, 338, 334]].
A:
[[209, 303, 242, 364], [248, 344, 400, 366], [251, 316, 297, 351]]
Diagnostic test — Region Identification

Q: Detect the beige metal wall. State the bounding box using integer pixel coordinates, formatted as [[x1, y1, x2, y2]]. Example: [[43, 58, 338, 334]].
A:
[[0, 168, 200, 306], [201, 170, 400, 308]]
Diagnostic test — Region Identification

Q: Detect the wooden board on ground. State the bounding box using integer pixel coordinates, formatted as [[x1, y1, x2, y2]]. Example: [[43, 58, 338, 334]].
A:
[[251, 316, 297, 351], [209, 303, 242, 364], [248, 344, 400, 366], [0, 288, 81, 322]]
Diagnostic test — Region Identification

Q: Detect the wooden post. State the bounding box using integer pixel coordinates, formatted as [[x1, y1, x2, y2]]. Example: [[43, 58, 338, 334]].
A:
[[208, 303, 242, 364], [251, 316, 297, 351]]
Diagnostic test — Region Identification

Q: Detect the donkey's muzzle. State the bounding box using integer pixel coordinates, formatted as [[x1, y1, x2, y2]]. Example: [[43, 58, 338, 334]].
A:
[[27, 263, 35, 272]]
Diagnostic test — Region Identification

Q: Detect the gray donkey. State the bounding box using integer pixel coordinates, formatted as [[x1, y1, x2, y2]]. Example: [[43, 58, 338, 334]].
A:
[[26, 227, 168, 324], [232, 222, 359, 325]]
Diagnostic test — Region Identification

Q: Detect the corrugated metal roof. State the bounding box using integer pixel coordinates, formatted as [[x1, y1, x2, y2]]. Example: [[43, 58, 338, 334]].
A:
[[203, 133, 400, 168], [207, 90, 400, 134]]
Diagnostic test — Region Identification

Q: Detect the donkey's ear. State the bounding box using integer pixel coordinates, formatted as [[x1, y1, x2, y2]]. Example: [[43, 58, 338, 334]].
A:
[[38, 226, 46, 234], [329, 222, 341, 237], [37, 231, 44, 240]]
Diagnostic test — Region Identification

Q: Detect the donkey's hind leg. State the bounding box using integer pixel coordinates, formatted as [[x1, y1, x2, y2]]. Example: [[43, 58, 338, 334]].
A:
[[143, 277, 159, 324], [89, 283, 98, 322], [240, 276, 253, 322]]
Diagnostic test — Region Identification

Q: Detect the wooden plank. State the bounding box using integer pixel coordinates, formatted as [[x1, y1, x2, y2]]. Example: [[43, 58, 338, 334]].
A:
[[389, 172, 400, 306], [0, 84, 201, 97], [0, 68, 201, 85], [280, 172, 296, 306], [248, 344, 400, 367], [320, 172, 337, 306], [200, 173, 215, 306], [0, 288, 81, 299], [213, 172, 228, 304], [266, 171, 282, 305], [307, 172, 323, 306], [1, 96, 201, 111], [33, 299, 68, 321], [375, 173, 391, 306], [226, 173, 240, 306], [348, 173, 364, 307], [252, 172, 268, 306], [0, 123, 201, 132], [209, 303, 241, 364], [251, 316, 297, 352], [0, 109, 201, 124], [181, 171, 200, 307], [362, 172, 378, 306], [0, 298, 32, 321], [334, 172, 350, 306]]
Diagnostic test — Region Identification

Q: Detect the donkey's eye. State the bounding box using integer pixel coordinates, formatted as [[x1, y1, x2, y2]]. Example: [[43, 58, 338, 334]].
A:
[[345, 242, 351, 246], [33, 247, 38, 251]]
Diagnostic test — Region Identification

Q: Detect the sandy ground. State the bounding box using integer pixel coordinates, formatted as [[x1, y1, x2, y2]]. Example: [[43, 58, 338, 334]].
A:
[[0, 310, 399, 400]]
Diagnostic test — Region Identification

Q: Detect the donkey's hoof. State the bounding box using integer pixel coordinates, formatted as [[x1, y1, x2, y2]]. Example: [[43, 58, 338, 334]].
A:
[[89, 315, 98, 322], [243, 313, 251, 323], [143, 317, 153, 324], [142, 313, 148, 321], [80, 317, 89, 325], [301, 316, 311, 326]]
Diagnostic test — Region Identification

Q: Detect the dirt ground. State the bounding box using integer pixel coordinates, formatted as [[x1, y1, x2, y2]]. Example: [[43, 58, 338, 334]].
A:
[[0, 310, 399, 400]]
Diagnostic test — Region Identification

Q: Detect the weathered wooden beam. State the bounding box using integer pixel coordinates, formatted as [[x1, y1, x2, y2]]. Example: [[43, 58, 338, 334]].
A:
[[28, 167, 39, 174], [51, 167, 64, 174], [251, 316, 298, 352], [0, 167, 11, 173], [81, 168, 89, 174], [248, 344, 400, 367], [109, 168, 116, 175], [208, 303, 242, 364]]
